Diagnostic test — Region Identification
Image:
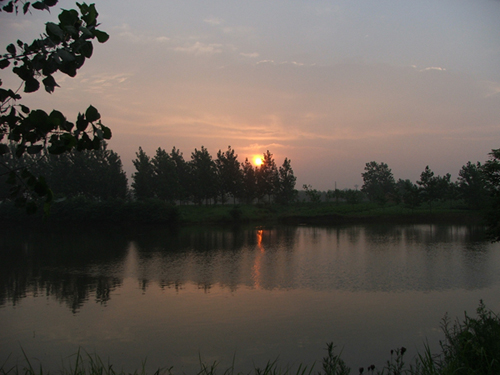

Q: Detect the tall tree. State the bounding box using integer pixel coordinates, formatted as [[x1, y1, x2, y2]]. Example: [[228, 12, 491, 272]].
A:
[[256, 150, 278, 203], [151, 147, 178, 203], [361, 161, 395, 205], [190, 146, 217, 205], [274, 157, 297, 205], [0, 1, 110, 212], [457, 161, 488, 208], [416, 166, 451, 211], [241, 158, 257, 204], [482, 149, 500, 241], [46, 142, 127, 200], [1, 141, 127, 200], [215, 146, 242, 204], [170, 147, 190, 204], [395, 178, 421, 211], [132, 147, 154, 200]]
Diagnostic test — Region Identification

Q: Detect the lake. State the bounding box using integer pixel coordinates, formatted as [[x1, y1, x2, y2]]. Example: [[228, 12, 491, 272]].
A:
[[1, 223, 500, 373]]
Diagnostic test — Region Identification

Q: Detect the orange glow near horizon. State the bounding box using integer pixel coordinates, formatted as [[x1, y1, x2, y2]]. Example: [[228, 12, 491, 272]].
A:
[[253, 156, 263, 166]]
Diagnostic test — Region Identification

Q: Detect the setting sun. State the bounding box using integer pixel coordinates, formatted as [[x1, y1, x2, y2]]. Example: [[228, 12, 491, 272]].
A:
[[253, 156, 263, 166]]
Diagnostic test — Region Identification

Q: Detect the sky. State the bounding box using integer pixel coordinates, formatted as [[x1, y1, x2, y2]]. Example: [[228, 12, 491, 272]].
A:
[[2, 0, 500, 190]]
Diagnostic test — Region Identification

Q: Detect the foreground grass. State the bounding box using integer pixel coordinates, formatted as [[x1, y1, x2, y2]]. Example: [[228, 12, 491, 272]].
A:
[[2, 301, 499, 375]]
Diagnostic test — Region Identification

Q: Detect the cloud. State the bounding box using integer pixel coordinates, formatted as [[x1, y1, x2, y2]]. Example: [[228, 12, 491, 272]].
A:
[[240, 52, 260, 58], [421, 66, 446, 72], [155, 36, 170, 43], [173, 42, 223, 55], [114, 23, 170, 44], [204, 17, 223, 26]]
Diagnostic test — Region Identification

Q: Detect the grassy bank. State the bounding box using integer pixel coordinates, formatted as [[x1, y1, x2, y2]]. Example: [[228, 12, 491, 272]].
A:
[[2, 301, 499, 375], [0, 197, 484, 226]]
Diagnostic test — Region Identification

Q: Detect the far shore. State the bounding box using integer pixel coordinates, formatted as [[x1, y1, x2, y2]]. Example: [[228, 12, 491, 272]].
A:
[[0, 197, 486, 228]]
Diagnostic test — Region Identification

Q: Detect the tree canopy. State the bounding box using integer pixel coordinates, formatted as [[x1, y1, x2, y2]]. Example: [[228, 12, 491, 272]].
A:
[[0, 0, 109, 213]]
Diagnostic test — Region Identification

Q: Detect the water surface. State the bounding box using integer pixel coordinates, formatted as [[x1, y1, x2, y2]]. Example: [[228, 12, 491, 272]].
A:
[[1, 224, 499, 373]]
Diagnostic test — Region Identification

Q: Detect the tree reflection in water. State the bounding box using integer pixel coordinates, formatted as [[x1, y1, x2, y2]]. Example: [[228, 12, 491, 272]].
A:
[[0, 223, 496, 313]]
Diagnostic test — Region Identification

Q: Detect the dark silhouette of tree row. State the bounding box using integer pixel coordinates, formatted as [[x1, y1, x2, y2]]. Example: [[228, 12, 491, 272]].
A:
[[131, 146, 298, 205], [0, 142, 128, 201], [359, 154, 497, 212]]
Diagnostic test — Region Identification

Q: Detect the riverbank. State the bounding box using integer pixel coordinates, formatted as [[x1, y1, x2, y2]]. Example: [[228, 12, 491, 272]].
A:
[[0, 197, 485, 227]]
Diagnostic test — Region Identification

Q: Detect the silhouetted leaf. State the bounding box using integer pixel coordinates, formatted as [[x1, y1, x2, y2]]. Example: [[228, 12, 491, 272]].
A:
[[46, 22, 65, 41], [32, 1, 48, 11], [101, 125, 112, 140], [76, 113, 88, 131], [92, 29, 109, 43], [79, 41, 93, 58], [49, 110, 66, 128], [20, 105, 30, 114], [58, 9, 78, 27], [42, 75, 59, 93], [0, 88, 15, 101], [24, 78, 40, 93], [23, 2, 30, 14], [79, 26, 93, 39], [43, 0, 58, 6], [85, 105, 100, 122], [57, 48, 75, 62], [0, 59, 10, 69], [6, 43, 16, 55], [2, 1, 14, 13]]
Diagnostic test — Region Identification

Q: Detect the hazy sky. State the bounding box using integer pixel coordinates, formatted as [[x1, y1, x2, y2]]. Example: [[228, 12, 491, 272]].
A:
[[2, 0, 500, 190]]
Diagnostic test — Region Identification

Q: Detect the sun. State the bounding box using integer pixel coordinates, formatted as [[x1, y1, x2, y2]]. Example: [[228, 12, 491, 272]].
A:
[[253, 156, 263, 166]]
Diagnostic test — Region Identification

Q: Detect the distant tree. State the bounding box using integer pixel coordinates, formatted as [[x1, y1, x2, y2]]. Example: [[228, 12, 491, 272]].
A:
[[303, 184, 321, 203], [241, 158, 257, 204], [482, 149, 500, 240], [52, 142, 126, 200], [169, 147, 191, 204], [483, 149, 500, 195], [325, 190, 334, 202], [3, 142, 128, 201], [361, 161, 396, 206], [151, 148, 178, 203], [416, 166, 452, 211], [325, 188, 344, 204], [190, 146, 217, 205], [274, 158, 297, 205], [344, 189, 362, 206], [256, 150, 278, 203], [215, 146, 242, 204], [0, 1, 110, 212], [132, 147, 155, 200], [395, 178, 421, 211]]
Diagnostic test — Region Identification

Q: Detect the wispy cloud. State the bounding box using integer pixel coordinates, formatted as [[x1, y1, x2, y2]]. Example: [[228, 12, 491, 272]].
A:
[[204, 17, 223, 26], [240, 52, 260, 58], [173, 42, 223, 55], [114, 23, 170, 44]]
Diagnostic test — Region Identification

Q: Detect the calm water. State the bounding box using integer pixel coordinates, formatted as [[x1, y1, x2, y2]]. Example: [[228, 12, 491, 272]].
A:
[[1, 224, 500, 373]]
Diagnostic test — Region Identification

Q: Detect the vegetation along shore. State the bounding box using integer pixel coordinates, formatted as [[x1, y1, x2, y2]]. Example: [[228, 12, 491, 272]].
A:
[[0, 143, 497, 234]]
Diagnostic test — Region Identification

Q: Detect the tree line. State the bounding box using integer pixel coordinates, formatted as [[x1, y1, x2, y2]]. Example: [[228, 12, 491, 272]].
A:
[[131, 146, 297, 205], [0, 144, 298, 206], [299, 149, 500, 215], [3, 143, 500, 212], [357, 155, 500, 211]]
